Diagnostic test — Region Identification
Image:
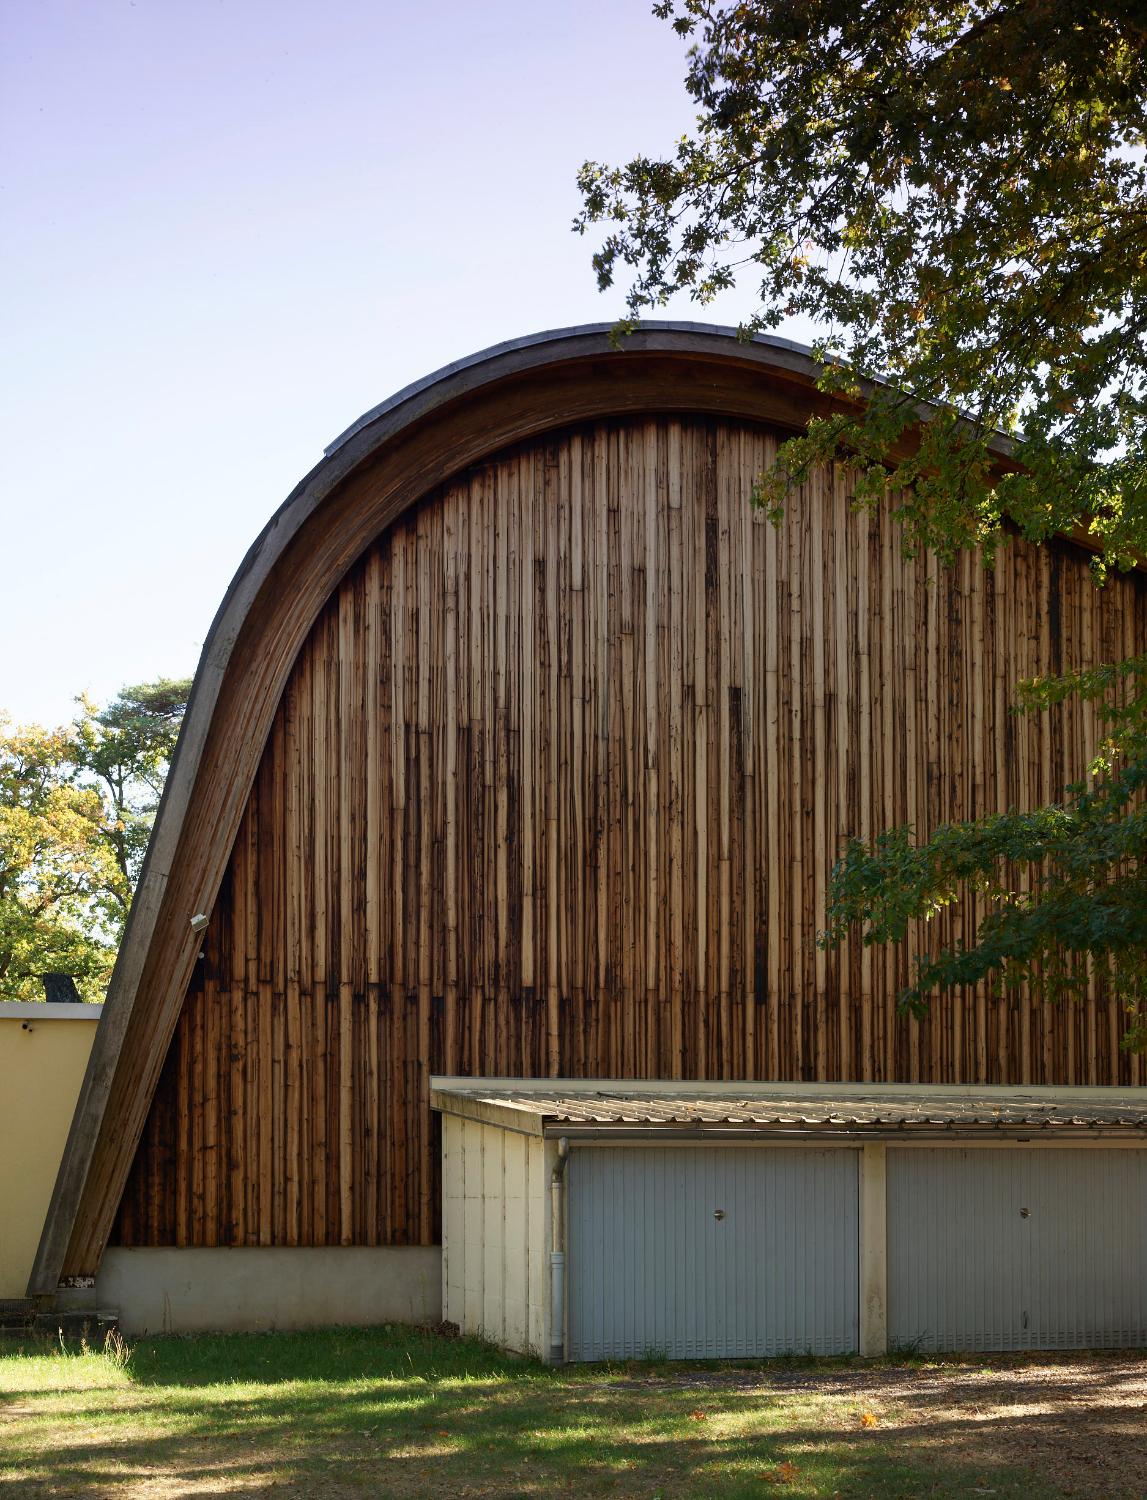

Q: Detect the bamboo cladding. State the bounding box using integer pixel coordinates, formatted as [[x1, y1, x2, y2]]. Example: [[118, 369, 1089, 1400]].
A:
[[114, 415, 1147, 1249]]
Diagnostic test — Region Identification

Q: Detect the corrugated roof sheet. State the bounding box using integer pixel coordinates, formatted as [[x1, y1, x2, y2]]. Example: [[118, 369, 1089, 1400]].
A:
[[430, 1079, 1147, 1135]]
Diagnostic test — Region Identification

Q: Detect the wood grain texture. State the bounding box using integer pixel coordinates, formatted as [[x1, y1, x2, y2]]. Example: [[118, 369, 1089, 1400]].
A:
[[113, 414, 1146, 1249]]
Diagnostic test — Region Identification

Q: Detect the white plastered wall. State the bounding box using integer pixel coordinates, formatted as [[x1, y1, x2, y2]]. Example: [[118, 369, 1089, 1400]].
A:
[[441, 1113, 551, 1356]]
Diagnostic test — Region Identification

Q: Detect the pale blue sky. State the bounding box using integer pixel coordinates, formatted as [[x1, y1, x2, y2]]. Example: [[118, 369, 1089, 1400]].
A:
[[2, 0, 812, 726]]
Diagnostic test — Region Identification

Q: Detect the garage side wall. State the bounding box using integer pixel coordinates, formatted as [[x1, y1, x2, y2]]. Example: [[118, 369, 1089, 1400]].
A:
[[441, 1115, 550, 1356]]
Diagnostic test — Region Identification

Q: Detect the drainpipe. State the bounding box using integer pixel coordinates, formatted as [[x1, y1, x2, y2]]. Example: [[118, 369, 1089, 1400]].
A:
[[549, 1136, 570, 1365]]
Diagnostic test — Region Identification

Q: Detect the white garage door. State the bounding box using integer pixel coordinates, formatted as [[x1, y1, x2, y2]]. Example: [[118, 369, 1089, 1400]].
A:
[[888, 1148, 1147, 1352], [567, 1145, 859, 1361]]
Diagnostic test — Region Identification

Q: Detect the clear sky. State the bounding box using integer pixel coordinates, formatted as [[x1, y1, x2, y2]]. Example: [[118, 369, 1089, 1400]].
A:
[[2, 0, 811, 727]]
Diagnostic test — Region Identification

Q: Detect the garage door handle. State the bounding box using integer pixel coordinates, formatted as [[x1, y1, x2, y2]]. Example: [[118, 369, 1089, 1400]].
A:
[[714, 1209, 726, 1221]]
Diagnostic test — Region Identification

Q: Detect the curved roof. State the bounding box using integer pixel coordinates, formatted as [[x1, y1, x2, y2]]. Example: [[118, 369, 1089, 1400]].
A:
[[321, 321, 829, 454], [25, 322, 1018, 1290]]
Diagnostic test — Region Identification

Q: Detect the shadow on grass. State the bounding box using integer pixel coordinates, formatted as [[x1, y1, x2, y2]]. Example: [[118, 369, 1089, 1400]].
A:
[[3, 1329, 1142, 1498], [127, 1322, 538, 1387]]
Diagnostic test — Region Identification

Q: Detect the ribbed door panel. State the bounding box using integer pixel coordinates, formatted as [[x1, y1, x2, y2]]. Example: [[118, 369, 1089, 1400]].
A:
[[888, 1148, 1147, 1352], [567, 1146, 859, 1361]]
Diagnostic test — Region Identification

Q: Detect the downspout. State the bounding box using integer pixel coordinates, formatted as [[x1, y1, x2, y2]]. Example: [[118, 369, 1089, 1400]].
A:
[[549, 1136, 570, 1364]]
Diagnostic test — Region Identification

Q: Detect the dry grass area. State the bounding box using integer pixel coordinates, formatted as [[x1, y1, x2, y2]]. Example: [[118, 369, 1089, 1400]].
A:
[[1, 1327, 1144, 1499]]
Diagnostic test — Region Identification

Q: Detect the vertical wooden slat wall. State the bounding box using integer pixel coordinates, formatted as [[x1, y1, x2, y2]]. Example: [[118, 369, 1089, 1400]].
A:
[[114, 415, 1147, 1248]]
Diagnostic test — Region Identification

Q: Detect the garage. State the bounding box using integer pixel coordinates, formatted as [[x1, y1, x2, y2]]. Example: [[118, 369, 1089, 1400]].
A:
[[431, 1079, 1147, 1362], [888, 1147, 1147, 1352], [567, 1145, 858, 1360]]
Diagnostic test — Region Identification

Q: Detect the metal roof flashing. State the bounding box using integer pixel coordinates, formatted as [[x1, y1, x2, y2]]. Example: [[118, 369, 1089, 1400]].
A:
[[429, 1077, 1147, 1141]]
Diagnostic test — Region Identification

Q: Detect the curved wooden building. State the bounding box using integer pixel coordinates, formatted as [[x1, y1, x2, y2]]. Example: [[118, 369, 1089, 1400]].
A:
[[33, 325, 1147, 1324]]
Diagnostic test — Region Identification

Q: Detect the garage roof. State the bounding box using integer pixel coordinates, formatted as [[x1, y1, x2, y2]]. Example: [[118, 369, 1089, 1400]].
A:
[[430, 1078, 1147, 1139]]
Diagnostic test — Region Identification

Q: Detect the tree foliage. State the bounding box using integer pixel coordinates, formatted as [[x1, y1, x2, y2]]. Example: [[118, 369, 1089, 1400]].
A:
[[577, 0, 1146, 571], [0, 678, 191, 1002], [821, 655, 1147, 1046], [576, 0, 1147, 1039], [0, 720, 120, 1002], [75, 678, 192, 912]]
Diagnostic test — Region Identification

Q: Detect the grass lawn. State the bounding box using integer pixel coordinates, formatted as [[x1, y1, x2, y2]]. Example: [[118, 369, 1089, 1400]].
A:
[[1, 1325, 1142, 1498]]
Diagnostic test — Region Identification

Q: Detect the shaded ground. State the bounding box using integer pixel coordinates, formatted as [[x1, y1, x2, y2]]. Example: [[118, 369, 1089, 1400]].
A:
[[594, 1355, 1147, 1496], [1, 1327, 1143, 1498]]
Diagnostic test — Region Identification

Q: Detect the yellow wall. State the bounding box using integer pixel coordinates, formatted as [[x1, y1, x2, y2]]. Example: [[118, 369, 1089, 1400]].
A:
[[0, 1004, 100, 1299]]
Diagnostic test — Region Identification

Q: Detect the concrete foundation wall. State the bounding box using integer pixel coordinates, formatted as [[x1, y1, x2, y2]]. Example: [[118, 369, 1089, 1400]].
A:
[[0, 1002, 101, 1298], [89, 1247, 442, 1335]]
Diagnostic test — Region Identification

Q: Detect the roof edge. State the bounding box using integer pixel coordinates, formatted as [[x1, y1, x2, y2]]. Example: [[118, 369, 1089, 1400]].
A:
[[429, 1076, 1147, 1102], [323, 322, 831, 455]]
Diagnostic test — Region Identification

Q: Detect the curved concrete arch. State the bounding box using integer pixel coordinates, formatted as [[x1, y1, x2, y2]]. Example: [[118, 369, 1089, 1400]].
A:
[[27, 322, 1001, 1292]]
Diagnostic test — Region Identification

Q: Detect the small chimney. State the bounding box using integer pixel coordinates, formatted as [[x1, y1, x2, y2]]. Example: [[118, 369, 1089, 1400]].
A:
[[41, 973, 82, 1004]]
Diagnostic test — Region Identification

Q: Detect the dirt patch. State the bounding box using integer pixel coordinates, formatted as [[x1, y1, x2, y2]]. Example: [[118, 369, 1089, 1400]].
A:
[[867, 1355, 1147, 1499], [596, 1353, 1147, 1498]]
